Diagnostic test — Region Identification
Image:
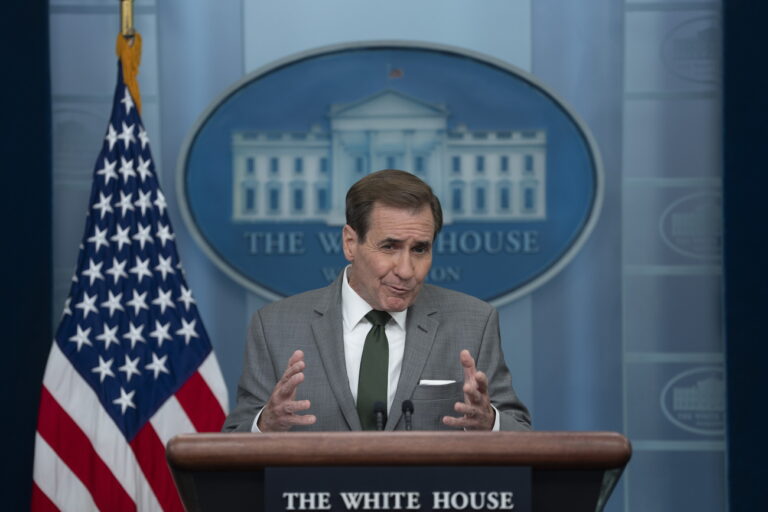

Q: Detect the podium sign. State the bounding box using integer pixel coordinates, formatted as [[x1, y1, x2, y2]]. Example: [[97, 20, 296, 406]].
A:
[[167, 431, 631, 512], [266, 466, 532, 511]]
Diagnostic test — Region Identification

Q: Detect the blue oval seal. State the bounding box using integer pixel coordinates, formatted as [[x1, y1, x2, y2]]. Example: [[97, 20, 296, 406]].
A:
[[660, 366, 725, 436], [662, 16, 721, 84], [659, 192, 722, 260], [178, 42, 603, 305]]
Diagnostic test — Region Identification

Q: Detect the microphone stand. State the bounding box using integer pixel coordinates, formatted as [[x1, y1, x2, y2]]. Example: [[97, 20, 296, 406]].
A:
[[373, 401, 387, 431], [402, 400, 414, 431]]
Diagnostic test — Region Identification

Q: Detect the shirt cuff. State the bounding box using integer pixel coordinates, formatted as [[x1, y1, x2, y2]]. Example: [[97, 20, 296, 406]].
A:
[[251, 407, 264, 433]]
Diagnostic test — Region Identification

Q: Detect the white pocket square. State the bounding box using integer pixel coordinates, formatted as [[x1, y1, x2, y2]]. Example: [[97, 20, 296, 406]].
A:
[[418, 379, 456, 385]]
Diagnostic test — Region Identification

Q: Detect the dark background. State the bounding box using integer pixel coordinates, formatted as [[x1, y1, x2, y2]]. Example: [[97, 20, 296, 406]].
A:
[[1, 1, 52, 509], [722, 1, 768, 509]]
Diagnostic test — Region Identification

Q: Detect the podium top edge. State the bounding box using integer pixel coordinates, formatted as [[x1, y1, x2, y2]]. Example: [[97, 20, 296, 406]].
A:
[[166, 431, 631, 471]]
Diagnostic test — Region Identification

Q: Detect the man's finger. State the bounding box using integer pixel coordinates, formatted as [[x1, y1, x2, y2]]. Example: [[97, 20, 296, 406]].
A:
[[282, 399, 312, 414], [460, 349, 477, 384], [287, 350, 304, 368], [474, 371, 489, 395], [462, 383, 484, 405], [261, 397, 315, 432], [279, 359, 305, 384], [275, 371, 305, 399], [442, 414, 480, 429], [441, 415, 467, 428], [443, 408, 494, 431], [460, 349, 476, 371], [453, 402, 480, 417], [274, 405, 316, 429], [289, 414, 317, 426]]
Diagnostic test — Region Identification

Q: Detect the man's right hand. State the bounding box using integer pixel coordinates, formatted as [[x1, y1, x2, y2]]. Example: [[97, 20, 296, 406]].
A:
[[257, 350, 317, 432]]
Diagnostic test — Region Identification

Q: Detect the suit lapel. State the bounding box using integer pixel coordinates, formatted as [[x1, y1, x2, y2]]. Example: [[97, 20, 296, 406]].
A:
[[386, 288, 439, 430], [310, 276, 362, 431]]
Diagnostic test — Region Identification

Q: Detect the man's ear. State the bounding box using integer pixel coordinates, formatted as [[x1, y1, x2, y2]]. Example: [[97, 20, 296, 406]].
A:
[[342, 224, 358, 262]]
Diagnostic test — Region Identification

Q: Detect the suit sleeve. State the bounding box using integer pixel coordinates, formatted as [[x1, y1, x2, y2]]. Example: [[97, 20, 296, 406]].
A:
[[478, 307, 532, 431], [221, 310, 277, 432]]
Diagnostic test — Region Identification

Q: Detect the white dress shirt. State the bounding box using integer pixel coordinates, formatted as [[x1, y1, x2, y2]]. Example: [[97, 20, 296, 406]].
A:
[[341, 266, 406, 414]]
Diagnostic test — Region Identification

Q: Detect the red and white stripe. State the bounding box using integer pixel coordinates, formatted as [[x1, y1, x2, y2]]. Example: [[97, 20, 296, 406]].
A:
[[32, 343, 228, 511]]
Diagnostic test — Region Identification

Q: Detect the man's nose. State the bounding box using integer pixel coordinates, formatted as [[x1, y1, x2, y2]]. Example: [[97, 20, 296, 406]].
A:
[[393, 251, 415, 280]]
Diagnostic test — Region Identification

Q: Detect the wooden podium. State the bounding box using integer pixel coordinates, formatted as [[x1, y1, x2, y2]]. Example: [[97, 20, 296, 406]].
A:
[[167, 431, 631, 512]]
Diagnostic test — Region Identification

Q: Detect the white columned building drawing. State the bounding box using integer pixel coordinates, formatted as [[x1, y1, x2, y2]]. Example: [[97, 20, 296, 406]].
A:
[[231, 90, 547, 224]]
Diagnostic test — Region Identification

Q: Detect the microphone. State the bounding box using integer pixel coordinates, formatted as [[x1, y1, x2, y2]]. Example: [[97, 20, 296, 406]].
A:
[[373, 401, 387, 431], [402, 400, 414, 431]]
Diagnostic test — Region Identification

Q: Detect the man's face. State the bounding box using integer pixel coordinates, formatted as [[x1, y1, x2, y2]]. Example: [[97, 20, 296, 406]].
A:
[[343, 203, 434, 312]]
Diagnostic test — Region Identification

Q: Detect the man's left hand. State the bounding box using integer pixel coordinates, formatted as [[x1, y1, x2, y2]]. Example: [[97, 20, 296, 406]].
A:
[[442, 349, 495, 430]]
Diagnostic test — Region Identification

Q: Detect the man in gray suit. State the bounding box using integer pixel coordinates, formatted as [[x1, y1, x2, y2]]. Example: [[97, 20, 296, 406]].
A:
[[223, 170, 531, 432]]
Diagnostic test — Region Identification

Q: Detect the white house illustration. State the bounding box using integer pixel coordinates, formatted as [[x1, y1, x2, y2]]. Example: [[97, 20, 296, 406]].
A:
[[673, 377, 725, 413], [231, 90, 547, 224]]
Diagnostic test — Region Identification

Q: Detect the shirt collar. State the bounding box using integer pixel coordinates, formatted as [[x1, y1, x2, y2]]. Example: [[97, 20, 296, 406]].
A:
[[342, 266, 407, 330]]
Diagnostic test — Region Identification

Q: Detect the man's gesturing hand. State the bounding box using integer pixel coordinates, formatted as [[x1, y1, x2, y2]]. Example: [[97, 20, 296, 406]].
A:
[[257, 350, 317, 432], [442, 349, 495, 431]]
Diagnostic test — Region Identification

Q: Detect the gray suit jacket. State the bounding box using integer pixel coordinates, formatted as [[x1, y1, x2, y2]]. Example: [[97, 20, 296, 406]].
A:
[[223, 273, 531, 432]]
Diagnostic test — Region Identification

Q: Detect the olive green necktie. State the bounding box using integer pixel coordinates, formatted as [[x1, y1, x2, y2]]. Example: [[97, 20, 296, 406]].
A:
[[357, 310, 391, 430]]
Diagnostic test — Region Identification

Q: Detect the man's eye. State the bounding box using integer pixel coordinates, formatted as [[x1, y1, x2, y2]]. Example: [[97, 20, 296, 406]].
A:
[[413, 246, 429, 254]]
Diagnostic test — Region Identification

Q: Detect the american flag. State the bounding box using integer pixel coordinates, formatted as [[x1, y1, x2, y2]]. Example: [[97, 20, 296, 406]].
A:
[[32, 62, 228, 511]]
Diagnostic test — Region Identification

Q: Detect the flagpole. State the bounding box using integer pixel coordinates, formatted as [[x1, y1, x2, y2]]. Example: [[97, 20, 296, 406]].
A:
[[120, 0, 135, 39], [116, 0, 143, 116]]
